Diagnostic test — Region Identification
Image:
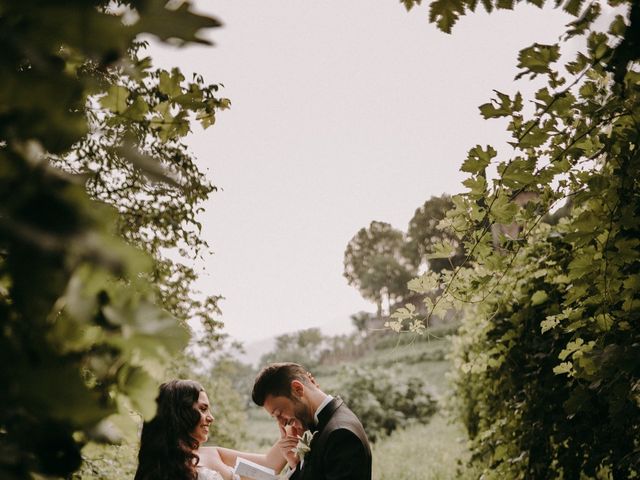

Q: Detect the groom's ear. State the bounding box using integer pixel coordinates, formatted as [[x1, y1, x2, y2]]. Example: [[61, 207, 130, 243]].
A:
[[290, 379, 305, 398]]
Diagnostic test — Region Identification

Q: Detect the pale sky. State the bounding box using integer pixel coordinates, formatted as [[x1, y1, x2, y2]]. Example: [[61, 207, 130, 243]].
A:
[[149, 1, 573, 345]]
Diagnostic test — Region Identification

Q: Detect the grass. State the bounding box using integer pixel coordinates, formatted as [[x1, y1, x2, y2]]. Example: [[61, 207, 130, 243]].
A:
[[316, 334, 453, 396], [372, 414, 479, 480]]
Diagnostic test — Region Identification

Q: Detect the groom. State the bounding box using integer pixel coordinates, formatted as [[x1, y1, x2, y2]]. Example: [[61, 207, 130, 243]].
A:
[[252, 362, 371, 480]]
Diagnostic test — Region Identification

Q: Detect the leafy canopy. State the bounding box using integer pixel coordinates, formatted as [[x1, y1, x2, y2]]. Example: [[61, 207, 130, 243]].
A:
[[0, 1, 225, 478], [396, 0, 640, 477]]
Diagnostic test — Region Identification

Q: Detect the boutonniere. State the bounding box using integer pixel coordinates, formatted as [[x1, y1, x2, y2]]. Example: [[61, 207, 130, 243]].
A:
[[292, 430, 317, 463]]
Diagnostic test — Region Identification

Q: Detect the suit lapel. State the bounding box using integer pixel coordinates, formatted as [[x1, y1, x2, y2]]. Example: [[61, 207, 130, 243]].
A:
[[315, 397, 343, 433], [299, 397, 343, 480]]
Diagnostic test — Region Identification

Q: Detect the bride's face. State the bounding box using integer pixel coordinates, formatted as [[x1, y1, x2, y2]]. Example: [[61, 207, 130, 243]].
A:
[[192, 391, 214, 444]]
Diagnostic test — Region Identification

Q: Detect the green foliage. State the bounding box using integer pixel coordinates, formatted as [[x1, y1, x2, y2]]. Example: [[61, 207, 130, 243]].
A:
[[350, 311, 377, 333], [400, 0, 639, 39], [404, 195, 465, 273], [343, 221, 416, 317], [57, 40, 229, 336], [338, 366, 438, 442], [260, 328, 327, 370], [372, 417, 481, 480], [344, 196, 464, 323], [398, 0, 640, 477], [0, 1, 223, 478], [73, 443, 138, 480]]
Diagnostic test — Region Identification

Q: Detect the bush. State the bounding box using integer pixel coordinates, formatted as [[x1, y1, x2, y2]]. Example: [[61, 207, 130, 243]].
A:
[[337, 366, 437, 442]]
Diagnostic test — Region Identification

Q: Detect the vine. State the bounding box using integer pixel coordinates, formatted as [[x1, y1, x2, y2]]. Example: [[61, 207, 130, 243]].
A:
[[394, 0, 640, 477]]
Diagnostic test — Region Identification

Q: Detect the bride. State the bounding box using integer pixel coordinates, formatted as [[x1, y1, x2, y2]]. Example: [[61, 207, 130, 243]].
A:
[[134, 379, 290, 480]]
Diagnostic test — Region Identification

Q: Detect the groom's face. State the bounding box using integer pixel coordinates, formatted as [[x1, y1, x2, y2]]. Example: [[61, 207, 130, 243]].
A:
[[264, 393, 314, 434]]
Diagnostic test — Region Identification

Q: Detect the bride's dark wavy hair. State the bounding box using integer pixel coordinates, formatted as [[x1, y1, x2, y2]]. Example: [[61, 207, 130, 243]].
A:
[[134, 379, 204, 480]]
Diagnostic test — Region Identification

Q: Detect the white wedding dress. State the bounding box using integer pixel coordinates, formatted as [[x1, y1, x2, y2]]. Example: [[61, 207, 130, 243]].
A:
[[197, 467, 224, 480]]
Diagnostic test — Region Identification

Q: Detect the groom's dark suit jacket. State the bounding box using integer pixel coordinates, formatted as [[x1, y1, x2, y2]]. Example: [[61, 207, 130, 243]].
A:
[[291, 397, 371, 480]]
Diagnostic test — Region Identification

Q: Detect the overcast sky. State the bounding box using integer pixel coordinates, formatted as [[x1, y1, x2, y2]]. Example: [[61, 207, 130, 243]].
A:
[[149, 1, 573, 345]]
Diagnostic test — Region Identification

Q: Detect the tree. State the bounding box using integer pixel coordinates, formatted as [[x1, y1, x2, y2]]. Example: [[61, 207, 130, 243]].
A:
[[343, 221, 416, 318], [260, 328, 327, 369], [404, 195, 465, 273], [0, 2, 223, 478], [54, 40, 230, 342], [397, 0, 640, 478], [350, 311, 376, 334]]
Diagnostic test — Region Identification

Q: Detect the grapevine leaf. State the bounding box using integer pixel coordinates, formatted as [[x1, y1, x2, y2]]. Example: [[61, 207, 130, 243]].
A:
[[100, 85, 130, 114], [531, 290, 548, 306], [460, 145, 498, 173], [515, 43, 561, 80]]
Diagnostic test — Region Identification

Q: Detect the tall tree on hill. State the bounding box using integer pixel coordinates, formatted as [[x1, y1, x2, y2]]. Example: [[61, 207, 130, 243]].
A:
[[261, 328, 326, 369], [404, 195, 465, 273], [344, 221, 416, 318]]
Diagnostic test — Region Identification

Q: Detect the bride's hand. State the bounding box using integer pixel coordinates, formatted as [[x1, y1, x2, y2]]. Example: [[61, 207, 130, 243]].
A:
[[277, 423, 300, 468]]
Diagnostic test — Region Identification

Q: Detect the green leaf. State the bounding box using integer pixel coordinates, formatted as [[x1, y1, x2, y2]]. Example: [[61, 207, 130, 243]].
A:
[[100, 85, 130, 114], [158, 69, 184, 97], [429, 0, 465, 34], [197, 110, 216, 129], [562, 0, 585, 16], [501, 156, 537, 187], [479, 90, 517, 119], [496, 0, 514, 9], [119, 366, 158, 420], [568, 252, 595, 277], [566, 52, 590, 74], [595, 313, 613, 331], [564, 2, 601, 38], [124, 96, 150, 121], [462, 175, 487, 199], [541, 314, 561, 333], [490, 193, 518, 223], [425, 240, 457, 259], [460, 145, 497, 173], [134, 1, 222, 45], [515, 43, 561, 80], [391, 303, 417, 321], [559, 338, 585, 361], [608, 15, 627, 37], [531, 290, 548, 306], [553, 362, 573, 375], [407, 272, 441, 293], [615, 238, 640, 258], [400, 0, 422, 11]]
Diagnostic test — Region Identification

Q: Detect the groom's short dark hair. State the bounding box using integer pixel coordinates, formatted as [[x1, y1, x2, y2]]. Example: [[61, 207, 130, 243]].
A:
[[252, 362, 310, 406]]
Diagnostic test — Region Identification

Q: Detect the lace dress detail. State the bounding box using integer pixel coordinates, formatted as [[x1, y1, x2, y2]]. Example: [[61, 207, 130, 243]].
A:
[[197, 467, 224, 480]]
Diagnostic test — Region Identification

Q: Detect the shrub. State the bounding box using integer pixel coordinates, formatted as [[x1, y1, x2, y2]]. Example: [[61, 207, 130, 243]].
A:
[[337, 366, 437, 442]]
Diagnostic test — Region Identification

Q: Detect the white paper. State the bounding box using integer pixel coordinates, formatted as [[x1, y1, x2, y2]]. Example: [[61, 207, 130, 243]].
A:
[[233, 458, 279, 480]]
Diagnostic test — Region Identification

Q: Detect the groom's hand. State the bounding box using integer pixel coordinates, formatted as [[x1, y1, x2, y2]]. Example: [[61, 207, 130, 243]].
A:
[[278, 423, 300, 468]]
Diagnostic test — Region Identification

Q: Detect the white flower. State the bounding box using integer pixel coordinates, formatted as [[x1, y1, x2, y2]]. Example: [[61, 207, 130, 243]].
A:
[[292, 430, 317, 463]]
